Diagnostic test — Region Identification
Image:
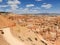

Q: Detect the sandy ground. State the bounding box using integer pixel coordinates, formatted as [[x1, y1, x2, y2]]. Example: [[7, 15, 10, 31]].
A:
[[0, 35, 9, 45], [0, 27, 57, 45], [1, 28, 26, 45], [0, 27, 53, 45]]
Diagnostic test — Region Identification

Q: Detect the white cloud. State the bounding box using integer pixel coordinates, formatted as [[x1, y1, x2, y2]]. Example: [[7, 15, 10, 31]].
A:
[[26, 4, 34, 7], [7, 0, 21, 5], [41, 3, 52, 9], [6, 0, 40, 14], [6, 7, 41, 14], [10, 5, 19, 10], [31, 7, 41, 10], [12, 8, 41, 14], [0, 0, 2, 2], [35, 0, 42, 1], [29, 9, 40, 14], [0, 5, 8, 7], [7, 0, 21, 10]]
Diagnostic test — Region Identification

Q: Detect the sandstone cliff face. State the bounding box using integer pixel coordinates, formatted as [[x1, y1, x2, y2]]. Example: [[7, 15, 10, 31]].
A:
[[0, 15, 15, 28]]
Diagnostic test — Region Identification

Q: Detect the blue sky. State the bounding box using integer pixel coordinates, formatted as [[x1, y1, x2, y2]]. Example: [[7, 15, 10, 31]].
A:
[[0, 0, 60, 14]]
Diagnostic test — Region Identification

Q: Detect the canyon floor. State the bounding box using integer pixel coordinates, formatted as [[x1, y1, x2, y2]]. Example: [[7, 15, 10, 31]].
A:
[[0, 13, 60, 45]]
